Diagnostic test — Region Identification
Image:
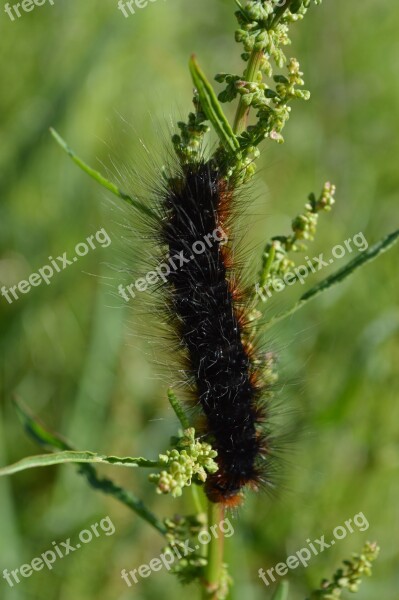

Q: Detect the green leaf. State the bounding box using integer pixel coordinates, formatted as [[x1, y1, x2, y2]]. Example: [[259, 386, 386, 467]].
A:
[[50, 128, 158, 221], [0, 451, 159, 477], [11, 400, 167, 536], [14, 398, 72, 451], [189, 56, 240, 155], [271, 581, 289, 600], [266, 227, 399, 328]]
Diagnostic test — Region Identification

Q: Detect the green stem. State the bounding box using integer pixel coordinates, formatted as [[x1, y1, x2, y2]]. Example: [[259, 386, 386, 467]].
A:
[[201, 501, 225, 599], [259, 241, 277, 289], [191, 483, 205, 516], [233, 49, 264, 135], [232, 0, 297, 136]]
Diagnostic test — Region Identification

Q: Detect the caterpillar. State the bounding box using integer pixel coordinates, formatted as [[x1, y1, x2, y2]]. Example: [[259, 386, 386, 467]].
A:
[[155, 159, 273, 507]]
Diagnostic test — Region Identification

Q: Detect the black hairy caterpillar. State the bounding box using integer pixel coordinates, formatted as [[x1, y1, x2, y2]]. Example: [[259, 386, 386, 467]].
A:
[[157, 160, 273, 506]]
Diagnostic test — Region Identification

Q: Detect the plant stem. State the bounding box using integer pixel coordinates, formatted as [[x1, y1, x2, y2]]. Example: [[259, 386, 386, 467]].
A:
[[259, 241, 277, 289], [233, 49, 264, 135], [201, 501, 225, 599], [192, 483, 205, 516], [232, 0, 297, 136]]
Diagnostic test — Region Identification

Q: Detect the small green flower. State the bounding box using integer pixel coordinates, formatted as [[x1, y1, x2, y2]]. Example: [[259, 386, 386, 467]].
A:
[[307, 542, 380, 599], [149, 428, 218, 498], [257, 181, 336, 295]]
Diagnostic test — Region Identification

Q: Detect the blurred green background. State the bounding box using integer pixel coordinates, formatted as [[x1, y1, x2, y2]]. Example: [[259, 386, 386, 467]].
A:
[[0, 1, 398, 599]]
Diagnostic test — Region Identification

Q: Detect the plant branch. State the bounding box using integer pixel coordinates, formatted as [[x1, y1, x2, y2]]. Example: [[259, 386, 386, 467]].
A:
[[233, 49, 264, 135]]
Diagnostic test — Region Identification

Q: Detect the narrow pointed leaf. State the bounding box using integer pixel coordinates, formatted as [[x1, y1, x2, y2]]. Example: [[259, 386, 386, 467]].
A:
[[167, 388, 190, 429], [189, 56, 240, 155], [14, 398, 72, 451], [50, 128, 158, 220], [0, 451, 159, 477]]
